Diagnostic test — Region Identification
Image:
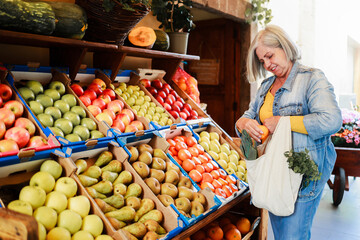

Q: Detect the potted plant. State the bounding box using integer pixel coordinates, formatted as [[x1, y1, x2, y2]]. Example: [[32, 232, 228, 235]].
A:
[[151, 0, 196, 54]]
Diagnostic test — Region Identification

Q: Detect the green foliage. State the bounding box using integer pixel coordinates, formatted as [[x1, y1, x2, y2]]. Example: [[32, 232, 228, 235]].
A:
[[284, 149, 322, 188], [240, 129, 258, 160], [151, 0, 195, 32], [245, 0, 273, 27], [102, 0, 150, 12]]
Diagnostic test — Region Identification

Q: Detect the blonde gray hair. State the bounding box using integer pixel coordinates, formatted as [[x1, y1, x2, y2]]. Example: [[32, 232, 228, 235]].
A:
[[247, 25, 301, 83]]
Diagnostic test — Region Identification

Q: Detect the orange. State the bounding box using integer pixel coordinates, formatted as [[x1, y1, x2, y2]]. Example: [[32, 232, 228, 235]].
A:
[[258, 125, 269, 141], [226, 175, 237, 184], [188, 146, 199, 157], [203, 162, 214, 172], [198, 155, 208, 164], [178, 149, 192, 161], [182, 159, 196, 171], [224, 228, 242, 240], [186, 136, 197, 147], [218, 178, 229, 186], [215, 187, 227, 198], [173, 156, 182, 165], [202, 172, 214, 183], [207, 226, 224, 240], [194, 144, 205, 154], [222, 223, 237, 233], [192, 156, 202, 165], [210, 160, 219, 170], [173, 136, 185, 143], [189, 169, 202, 182], [219, 217, 232, 228], [212, 179, 222, 189], [175, 141, 187, 151], [218, 169, 228, 179], [235, 217, 251, 235], [167, 138, 176, 147], [191, 229, 207, 240], [195, 164, 205, 174], [222, 185, 233, 198], [200, 181, 215, 192], [210, 169, 220, 179], [229, 183, 238, 192]]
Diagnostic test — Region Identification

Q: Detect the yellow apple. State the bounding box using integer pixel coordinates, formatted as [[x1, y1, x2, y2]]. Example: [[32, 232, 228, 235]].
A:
[[199, 131, 210, 139], [72, 230, 94, 240], [57, 209, 82, 234], [46, 227, 71, 240], [68, 195, 90, 218], [38, 222, 46, 240], [45, 191, 68, 214], [19, 186, 46, 209], [217, 160, 228, 169], [7, 200, 33, 216], [54, 177, 78, 198], [30, 171, 55, 193], [209, 132, 220, 141], [95, 235, 114, 240], [218, 152, 229, 162], [40, 160, 63, 180], [82, 214, 104, 237], [34, 206, 57, 231]]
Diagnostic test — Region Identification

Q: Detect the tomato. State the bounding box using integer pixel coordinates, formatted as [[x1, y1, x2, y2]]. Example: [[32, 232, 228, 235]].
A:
[[200, 182, 215, 192], [229, 183, 238, 192], [189, 169, 202, 182], [215, 188, 227, 198], [188, 146, 199, 157], [203, 162, 214, 172], [167, 138, 176, 147], [173, 136, 185, 143], [212, 179, 222, 188], [168, 146, 178, 156], [198, 154, 208, 164], [210, 169, 220, 179], [191, 156, 202, 165], [175, 141, 187, 151], [222, 185, 233, 198], [195, 164, 205, 174], [218, 169, 228, 179], [201, 172, 214, 183], [194, 144, 205, 154], [182, 159, 196, 172], [178, 149, 192, 161], [226, 175, 237, 184], [186, 136, 197, 147]]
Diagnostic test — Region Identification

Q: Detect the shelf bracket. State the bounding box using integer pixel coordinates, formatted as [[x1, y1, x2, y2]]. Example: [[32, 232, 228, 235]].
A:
[[152, 58, 183, 82], [93, 52, 127, 81]]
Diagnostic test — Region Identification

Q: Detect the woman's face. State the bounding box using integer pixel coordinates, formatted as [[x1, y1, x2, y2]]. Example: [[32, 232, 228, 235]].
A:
[[256, 43, 292, 79]]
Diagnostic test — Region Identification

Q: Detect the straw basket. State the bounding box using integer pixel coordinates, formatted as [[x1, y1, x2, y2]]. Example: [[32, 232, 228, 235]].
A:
[[76, 0, 150, 45]]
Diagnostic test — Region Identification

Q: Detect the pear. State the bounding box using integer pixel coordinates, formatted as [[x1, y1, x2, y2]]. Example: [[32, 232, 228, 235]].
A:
[[107, 217, 126, 230], [102, 171, 118, 183], [103, 194, 125, 209], [105, 206, 136, 222], [134, 198, 155, 222], [94, 198, 117, 213], [75, 159, 87, 175], [86, 187, 106, 199], [166, 161, 180, 175], [138, 209, 163, 223], [178, 186, 194, 201], [124, 183, 142, 199], [193, 192, 207, 206], [144, 219, 166, 235], [175, 197, 191, 213], [151, 157, 166, 171], [122, 229, 138, 240], [83, 165, 102, 179], [144, 177, 161, 195], [125, 196, 141, 211], [78, 174, 98, 187], [177, 176, 193, 188], [190, 200, 205, 217], [137, 143, 153, 155], [160, 183, 178, 198], [101, 160, 122, 173], [164, 169, 180, 185], [153, 148, 167, 160], [143, 231, 162, 240], [150, 169, 165, 183], [113, 170, 133, 185], [138, 151, 153, 165], [114, 183, 127, 196], [94, 150, 113, 167], [157, 194, 174, 207], [91, 180, 113, 194], [122, 222, 147, 238], [132, 161, 150, 178], [128, 146, 139, 163]]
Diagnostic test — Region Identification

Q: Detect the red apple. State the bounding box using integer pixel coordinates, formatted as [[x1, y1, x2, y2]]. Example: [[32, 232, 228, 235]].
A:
[[190, 110, 198, 118], [124, 125, 138, 133], [87, 105, 102, 117], [88, 83, 103, 95], [83, 89, 97, 101], [0, 108, 15, 128], [157, 90, 167, 99], [14, 118, 36, 137], [112, 119, 125, 133], [0, 84, 12, 101], [179, 112, 188, 120], [3, 100, 24, 118], [0, 120, 5, 139], [147, 87, 158, 96], [0, 139, 19, 153], [115, 113, 131, 126], [70, 84, 84, 96], [166, 94, 176, 104], [130, 120, 144, 131], [102, 89, 116, 100], [173, 100, 184, 110], [170, 90, 179, 99], [27, 136, 48, 148], [99, 94, 111, 105], [107, 101, 122, 115], [0, 97, 3, 107], [96, 112, 113, 126], [171, 104, 180, 112], [155, 95, 164, 105], [5, 127, 30, 148], [79, 95, 91, 107], [165, 96, 174, 105], [151, 79, 163, 89], [92, 98, 106, 110], [103, 109, 116, 120], [182, 109, 190, 118], [163, 103, 171, 111], [183, 103, 192, 112], [140, 79, 151, 88], [112, 100, 124, 110], [160, 86, 170, 95], [121, 109, 135, 121], [169, 110, 179, 119], [92, 78, 107, 91]]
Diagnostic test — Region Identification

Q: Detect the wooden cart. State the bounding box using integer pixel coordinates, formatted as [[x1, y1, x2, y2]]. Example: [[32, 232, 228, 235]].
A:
[[327, 147, 360, 206]]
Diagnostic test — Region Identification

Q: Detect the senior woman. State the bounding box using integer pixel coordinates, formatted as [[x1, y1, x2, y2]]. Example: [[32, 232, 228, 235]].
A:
[[236, 25, 342, 239]]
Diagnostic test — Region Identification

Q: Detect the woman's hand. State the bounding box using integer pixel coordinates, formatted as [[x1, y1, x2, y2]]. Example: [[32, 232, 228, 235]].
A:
[[263, 116, 281, 133], [236, 118, 263, 143]]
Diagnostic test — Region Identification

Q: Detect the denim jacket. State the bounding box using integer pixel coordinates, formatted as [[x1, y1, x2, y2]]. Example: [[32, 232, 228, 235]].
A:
[[238, 61, 342, 201]]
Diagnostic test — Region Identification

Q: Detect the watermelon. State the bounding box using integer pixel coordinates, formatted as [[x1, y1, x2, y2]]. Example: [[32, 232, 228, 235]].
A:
[[153, 30, 170, 51]]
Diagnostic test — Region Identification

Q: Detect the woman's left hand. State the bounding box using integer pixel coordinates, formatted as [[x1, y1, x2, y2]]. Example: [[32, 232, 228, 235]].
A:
[[263, 116, 281, 133]]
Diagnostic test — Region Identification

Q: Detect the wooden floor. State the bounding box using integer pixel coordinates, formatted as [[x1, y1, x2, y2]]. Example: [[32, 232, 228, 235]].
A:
[[267, 177, 360, 239]]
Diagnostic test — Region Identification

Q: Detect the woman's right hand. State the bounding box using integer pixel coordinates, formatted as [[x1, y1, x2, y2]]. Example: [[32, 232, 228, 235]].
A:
[[236, 118, 263, 143]]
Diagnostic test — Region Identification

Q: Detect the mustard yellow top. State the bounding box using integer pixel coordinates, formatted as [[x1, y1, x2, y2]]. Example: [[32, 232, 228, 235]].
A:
[[259, 90, 308, 134]]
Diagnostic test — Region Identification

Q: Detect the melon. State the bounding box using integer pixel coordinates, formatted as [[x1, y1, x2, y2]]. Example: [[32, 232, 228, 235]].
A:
[[153, 30, 170, 51], [128, 26, 157, 48]]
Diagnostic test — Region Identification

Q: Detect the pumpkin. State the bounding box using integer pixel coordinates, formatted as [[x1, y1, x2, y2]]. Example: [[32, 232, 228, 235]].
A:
[[153, 29, 170, 51], [128, 26, 157, 48], [0, 0, 56, 35]]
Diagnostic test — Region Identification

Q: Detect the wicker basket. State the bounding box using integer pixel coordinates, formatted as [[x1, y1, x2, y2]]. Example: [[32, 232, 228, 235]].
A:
[[76, 0, 150, 45]]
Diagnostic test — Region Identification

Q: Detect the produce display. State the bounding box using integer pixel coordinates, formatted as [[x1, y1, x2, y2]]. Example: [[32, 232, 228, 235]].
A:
[[0, 83, 51, 153], [114, 82, 173, 127], [71, 78, 145, 133], [75, 150, 168, 239], [6, 159, 113, 240], [16, 79, 103, 142], [127, 143, 208, 219]]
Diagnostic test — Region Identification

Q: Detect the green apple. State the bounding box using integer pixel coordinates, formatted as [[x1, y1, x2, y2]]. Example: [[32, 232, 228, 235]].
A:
[[44, 106, 62, 121], [7, 200, 33, 216], [36, 94, 54, 108], [30, 171, 55, 193], [37, 113, 54, 127], [72, 230, 94, 240], [26, 80, 44, 95], [71, 106, 87, 119], [19, 185, 46, 209], [49, 81, 66, 96], [81, 118, 97, 131], [61, 94, 77, 107], [81, 214, 103, 237], [67, 195, 90, 218], [38, 222, 46, 240], [46, 227, 71, 240], [135, 96, 145, 105], [29, 100, 44, 115], [40, 160, 62, 180], [95, 235, 113, 240], [90, 130, 104, 139], [54, 118, 73, 135], [50, 127, 64, 138], [54, 177, 78, 198], [65, 133, 82, 142], [54, 100, 70, 114], [18, 87, 35, 102], [44, 89, 61, 101], [34, 206, 57, 231], [73, 125, 90, 141], [45, 191, 68, 213], [58, 209, 82, 234], [63, 111, 80, 126]]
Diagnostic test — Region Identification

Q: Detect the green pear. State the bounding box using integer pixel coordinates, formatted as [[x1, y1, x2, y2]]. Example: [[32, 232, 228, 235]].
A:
[[91, 180, 113, 194], [144, 219, 166, 235], [94, 151, 113, 167], [113, 170, 133, 185], [157, 194, 174, 207], [103, 194, 125, 209], [132, 161, 150, 178], [83, 165, 102, 179], [101, 160, 122, 173], [124, 183, 142, 199], [143, 231, 162, 240], [75, 159, 87, 175], [122, 229, 139, 240], [137, 143, 153, 155], [107, 217, 126, 230], [78, 174, 98, 187], [178, 186, 194, 201], [138, 209, 163, 223], [134, 198, 155, 222], [94, 198, 117, 213], [122, 222, 147, 239], [128, 146, 139, 163], [102, 171, 118, 183], [138, 151, 153, 165], [114, 183, 127, 196], [149, 169, 165, 183], [105, 206, 136, 222], [86, 187, 106, 199], [125, 196, 141, 211], [153, 148, 167, 160]]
